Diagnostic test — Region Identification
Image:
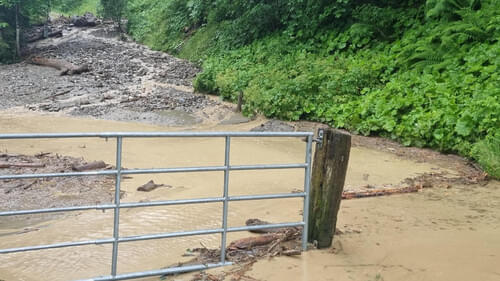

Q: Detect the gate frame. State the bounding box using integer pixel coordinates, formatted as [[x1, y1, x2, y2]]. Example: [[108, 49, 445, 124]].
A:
[[0, 132, 313, 281]]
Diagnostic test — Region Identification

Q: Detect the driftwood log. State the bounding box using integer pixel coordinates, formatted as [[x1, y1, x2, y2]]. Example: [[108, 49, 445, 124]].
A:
[[26, 29, 63, 43], [30, 57, 90, 76], [342, 185, 421, 199], [228, 234, 281, 250], [71, 160, 106, 171]]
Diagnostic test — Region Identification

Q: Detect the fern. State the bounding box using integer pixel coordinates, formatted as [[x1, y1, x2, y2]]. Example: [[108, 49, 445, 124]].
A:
[[425, 0, 480, 20], [407, 48, 447, 72]]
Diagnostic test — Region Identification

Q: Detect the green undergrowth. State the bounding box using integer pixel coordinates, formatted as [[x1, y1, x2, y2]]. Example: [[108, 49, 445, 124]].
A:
[[120, 0, 500, 178], [53, 0, 100, 16]]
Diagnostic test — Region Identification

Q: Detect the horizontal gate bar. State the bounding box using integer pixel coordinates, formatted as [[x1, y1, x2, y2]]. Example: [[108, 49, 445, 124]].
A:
[[0, 238, 115, 254], [229, 192, 306, 201], [118, 228, 224, 243], [82, 262, 229, 281], [0, 164, 307, 180], [0, 131, 313, 139], [0, 170, 117, 180], [0, 222, 303, 255], [0, 192, 305, 217], [229, 163, 307, 170], [0, 204, 115, 217], [227, 222, 304, 232]]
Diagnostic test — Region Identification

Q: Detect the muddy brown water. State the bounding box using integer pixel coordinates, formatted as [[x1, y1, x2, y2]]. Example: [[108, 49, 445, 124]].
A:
[[0, 112, 499, 281]]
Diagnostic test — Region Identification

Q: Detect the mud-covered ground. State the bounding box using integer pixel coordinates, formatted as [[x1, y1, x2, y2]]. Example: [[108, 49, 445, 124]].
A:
[[0, 23, 233, 126], [0, 152, 114, 228]]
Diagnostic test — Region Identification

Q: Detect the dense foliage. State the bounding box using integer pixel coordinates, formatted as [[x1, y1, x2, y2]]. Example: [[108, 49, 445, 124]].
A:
[[0, 0, 51, 63], [101, 0, 126, 24], [53, 0, 100, 15], [126, 0, 499, 178], [0, 0, 124, 63]]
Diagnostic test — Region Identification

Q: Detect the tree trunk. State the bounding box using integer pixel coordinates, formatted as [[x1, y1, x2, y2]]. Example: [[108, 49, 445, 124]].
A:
[[15, 3, 20, 57], [26, 29, 62, 43], [29, 57, 90, 76]]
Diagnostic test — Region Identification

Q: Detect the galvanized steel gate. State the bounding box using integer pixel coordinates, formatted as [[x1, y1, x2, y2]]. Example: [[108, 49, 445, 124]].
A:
[[0, 132, 313, 281]]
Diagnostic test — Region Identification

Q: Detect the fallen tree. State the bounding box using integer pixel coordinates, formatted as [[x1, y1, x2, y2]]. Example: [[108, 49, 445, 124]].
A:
[[29, 56, 90, 76], [25, 29, 63, 43]]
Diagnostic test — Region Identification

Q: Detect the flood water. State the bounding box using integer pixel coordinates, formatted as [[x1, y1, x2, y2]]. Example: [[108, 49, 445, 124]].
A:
[[1, 112, 499, 281]]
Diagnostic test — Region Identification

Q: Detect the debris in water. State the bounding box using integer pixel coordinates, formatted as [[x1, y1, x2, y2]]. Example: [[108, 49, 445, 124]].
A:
[[137, 180, 171, 192]]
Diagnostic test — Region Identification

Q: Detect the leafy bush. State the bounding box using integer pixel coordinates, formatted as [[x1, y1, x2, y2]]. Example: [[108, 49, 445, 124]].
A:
[[98, 0, 500, 177], [472, 131, 500, 179]]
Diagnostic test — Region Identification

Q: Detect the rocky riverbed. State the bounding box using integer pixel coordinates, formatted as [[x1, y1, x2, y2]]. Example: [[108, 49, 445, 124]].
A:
[[0, 23, 233, 127]]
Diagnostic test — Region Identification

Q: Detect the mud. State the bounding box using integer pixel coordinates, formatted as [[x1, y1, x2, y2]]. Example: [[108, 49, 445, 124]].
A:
[[0, 153, 114, 228]]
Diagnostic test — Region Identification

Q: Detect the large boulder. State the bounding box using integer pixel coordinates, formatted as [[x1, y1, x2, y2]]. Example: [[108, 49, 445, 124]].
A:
[[71, 13, 97, 27]]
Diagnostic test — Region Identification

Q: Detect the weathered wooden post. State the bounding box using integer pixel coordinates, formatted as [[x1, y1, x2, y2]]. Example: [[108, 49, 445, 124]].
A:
[[236, 92, 243, 112], [308, 128, 351, 248]]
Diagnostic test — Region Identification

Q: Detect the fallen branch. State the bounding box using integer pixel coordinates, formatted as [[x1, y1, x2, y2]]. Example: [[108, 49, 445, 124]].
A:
[[72, 160, 106, 171], [29, 57, 90, 76], [4, 180, 37, 194], [228, 234, 281, 250], [282, 249, 302, 256], [342, 186, 421, 200], [26, 29, 63, 43]]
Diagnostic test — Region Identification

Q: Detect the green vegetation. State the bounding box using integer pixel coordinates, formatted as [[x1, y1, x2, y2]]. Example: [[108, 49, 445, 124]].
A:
[[0, 0, 126, 63], [1, 0, 498, 177], [100, 0, 126, 25], [126, 0, 499, 178], [53, 0, 100, 16], [0, 0, 51, 63]]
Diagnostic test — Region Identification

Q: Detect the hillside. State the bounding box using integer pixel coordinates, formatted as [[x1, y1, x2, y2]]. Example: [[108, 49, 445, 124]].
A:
[[126, 0, 500, 178]]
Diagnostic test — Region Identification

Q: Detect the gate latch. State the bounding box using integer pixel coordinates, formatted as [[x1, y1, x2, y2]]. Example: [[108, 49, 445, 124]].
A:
[[314, 129, 324, 148]]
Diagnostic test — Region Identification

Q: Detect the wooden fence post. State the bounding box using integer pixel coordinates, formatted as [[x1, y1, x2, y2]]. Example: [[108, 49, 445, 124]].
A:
[[236, 92, 243, 112], [308, 128, 351, 248]]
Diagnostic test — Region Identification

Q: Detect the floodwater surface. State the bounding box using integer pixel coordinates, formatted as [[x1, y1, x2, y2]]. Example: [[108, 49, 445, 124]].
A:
[[0, 112, 499, 281]]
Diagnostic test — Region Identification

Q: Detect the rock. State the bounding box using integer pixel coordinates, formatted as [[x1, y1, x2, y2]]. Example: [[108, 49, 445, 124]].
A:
[[72, 13, 97, 27], [137, 180, 171, 192], [250, 120, 295, 132]]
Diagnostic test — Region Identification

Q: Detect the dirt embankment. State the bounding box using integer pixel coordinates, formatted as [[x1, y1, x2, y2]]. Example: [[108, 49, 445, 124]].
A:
[[0, 23, 233, 127]]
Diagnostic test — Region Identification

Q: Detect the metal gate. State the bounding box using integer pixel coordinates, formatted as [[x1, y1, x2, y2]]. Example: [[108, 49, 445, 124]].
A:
[[0, 132, 313, 281]]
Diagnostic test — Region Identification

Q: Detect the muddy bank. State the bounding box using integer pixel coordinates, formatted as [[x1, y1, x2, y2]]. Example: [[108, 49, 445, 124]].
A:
[[0, 24, 233, 127]]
